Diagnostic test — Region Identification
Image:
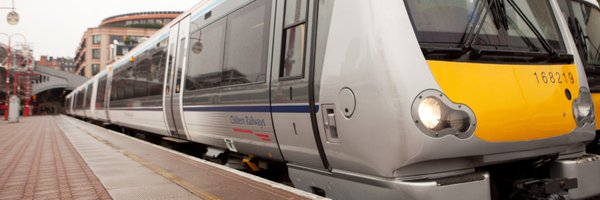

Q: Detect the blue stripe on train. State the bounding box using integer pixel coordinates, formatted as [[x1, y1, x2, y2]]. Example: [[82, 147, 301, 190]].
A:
[[111, 105, 320, 113], [184, 105, 319, 113], [110, 107, 163, 111]]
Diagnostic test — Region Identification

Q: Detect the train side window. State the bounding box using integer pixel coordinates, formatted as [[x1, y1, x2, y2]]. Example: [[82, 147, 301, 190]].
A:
[[79, 93, 82, 109], [175, 35, 187, 94], [85, 85, 92, 109], [117, 83, 125, 100], [165, 40, 177, 95], [285, 0, 307, 26], [134, 56, 150, 98], [110, 76, 117, 101], [186, 18, 226, 91], [97, 77, 107, 108], [124, 67, 135, 99], [223, 0, 272, 86], [115, 67, 125, 100], [149, 38, 168, 96], [281, 0, 308, 78], [73, 94, 78, 109]]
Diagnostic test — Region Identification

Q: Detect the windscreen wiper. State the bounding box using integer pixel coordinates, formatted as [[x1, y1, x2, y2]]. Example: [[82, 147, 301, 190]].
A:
[[571, 18, 589, 60], [461, 0, 495, 53], [590, 38, 600, 62], [581, 27, 600, 62], [490, 0, 509, 30], [485, 0, 572, 62], [571, 17, 600, 64], [421, 0, 490, 58], [505, 0, 556, 56], [461, 0, 518, 59]]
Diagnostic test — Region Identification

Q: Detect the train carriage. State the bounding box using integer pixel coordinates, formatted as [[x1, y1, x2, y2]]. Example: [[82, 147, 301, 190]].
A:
[[558, 0, 600, 154], [68, 0, 600, 199], [104, 30, 172, 136]]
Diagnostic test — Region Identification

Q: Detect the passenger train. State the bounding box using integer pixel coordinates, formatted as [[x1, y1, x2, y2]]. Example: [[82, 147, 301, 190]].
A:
[[66, 0, 600, 199], [558, 0, 600, 154]]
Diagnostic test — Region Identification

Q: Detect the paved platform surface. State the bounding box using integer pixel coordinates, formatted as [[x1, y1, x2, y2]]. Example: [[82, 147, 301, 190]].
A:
[[0, 115, 323, 200], [0, 116, 111, 200]]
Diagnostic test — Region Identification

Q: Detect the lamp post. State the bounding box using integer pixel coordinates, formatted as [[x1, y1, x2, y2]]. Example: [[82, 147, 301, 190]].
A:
[[2, 33, 27, 121], [0, 0, 20, 121]]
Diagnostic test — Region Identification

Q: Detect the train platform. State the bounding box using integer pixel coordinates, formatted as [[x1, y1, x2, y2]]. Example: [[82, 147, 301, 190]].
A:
[[0, 115, 325, 200]]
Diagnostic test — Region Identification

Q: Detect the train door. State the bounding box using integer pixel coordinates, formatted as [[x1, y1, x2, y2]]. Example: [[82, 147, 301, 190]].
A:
[[70, 94, 74, 114], [91, 79, 98, 119], [105, 67, 113, 122], [73, 93, 78, 115], [271, 0, 329, 170], [82, 86, 88, 118], [163, 15, 191, 140]]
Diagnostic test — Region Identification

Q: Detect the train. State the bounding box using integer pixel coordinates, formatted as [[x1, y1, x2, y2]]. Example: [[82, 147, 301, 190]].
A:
[[65, 0, 600, 199], [558, 0, 600, 154]]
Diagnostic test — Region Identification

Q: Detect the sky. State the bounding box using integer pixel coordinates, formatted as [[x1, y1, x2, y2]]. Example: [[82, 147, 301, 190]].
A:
[[0, 0, 199, 59]]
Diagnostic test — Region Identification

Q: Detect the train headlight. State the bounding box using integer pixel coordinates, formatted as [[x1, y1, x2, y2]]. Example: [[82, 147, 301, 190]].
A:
[[418, 97, 442, 130], [412, 90, 477, 139], [448, 110, 470, 132], [574, 88, 595, 127]]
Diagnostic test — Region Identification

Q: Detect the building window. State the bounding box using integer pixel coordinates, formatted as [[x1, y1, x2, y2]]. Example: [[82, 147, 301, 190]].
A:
[[92, 48, 101, 59], [110, 35, 124, 44], [92, 35, 101, 44], [92, 64, 100, 76], [125, 36, 144, 45]]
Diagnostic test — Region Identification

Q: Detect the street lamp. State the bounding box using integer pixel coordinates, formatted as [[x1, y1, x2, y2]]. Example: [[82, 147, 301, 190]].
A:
[[1, 33, 27, 121], [2, 0, 18, 25], [0, 0, 20, 121], [6, 11, 18, 25], [0, 0, 18, 26]]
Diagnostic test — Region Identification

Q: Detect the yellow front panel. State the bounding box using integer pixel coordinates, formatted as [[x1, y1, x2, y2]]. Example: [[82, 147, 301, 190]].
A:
[[592, 93, 600, 130], [428, 61, 579, 142]]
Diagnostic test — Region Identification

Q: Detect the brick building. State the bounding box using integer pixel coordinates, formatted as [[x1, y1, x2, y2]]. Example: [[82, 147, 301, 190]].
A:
[[37, 56, 76, 73], [74, 11, 182, 77]]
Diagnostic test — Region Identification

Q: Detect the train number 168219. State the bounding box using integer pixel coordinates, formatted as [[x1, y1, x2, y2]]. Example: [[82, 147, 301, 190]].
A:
[[533, 72, 575, 84]]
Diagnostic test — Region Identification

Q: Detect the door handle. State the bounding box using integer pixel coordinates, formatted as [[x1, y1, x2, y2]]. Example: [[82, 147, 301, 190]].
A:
[[322, 105, 339, 143], [327, 112, 338, 138]]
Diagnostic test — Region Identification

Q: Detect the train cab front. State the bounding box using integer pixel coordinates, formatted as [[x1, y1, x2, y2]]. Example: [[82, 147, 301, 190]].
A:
[[404, 0, 600, 199], [560, 0, 600, 154]]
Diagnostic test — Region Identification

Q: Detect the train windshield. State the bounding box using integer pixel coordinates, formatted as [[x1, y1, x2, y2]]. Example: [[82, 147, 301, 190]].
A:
[[567, 1, 600, 91], [406, 0, 568, 63]]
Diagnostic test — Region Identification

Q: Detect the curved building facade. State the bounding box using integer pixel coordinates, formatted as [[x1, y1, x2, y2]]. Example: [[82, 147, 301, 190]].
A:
[[74, 11, 182, 77]]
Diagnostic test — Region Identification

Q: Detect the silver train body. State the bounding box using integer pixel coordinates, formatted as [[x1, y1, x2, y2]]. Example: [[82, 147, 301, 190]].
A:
[[66, 0, 600, 199]]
